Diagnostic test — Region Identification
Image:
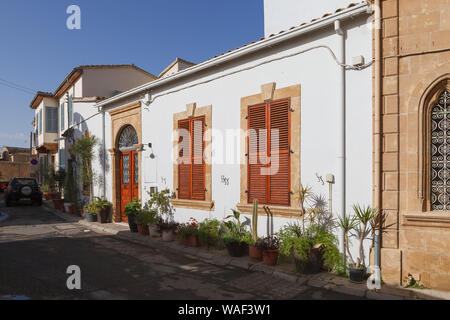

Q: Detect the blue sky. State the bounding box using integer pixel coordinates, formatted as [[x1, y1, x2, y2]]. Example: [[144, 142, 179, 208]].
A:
[[0, 0, 263, 148]]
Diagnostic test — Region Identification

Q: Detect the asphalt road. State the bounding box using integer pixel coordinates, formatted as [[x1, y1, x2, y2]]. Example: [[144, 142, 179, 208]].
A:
[[0, 194, 364, 300]]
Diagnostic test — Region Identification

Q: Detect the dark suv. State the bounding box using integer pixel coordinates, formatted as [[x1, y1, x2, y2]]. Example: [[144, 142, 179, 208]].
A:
[[5, 178, 43, 206]]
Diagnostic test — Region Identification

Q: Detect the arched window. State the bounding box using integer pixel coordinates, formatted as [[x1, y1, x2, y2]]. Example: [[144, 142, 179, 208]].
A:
[[431, 90, 450, 211], [118, 125, 138, 150]]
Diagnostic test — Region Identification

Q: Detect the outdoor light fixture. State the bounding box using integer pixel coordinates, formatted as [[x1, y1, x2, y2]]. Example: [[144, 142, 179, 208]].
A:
[[148, 143, 155, 159]]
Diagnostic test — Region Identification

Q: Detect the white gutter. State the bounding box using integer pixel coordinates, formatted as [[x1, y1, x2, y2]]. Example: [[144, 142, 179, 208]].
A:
[[334, 19, 347, 257], [96, 2, 368, 110]]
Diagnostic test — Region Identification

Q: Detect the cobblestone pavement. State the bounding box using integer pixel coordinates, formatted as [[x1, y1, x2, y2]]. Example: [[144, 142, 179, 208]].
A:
[[0, 196, 366, 300]]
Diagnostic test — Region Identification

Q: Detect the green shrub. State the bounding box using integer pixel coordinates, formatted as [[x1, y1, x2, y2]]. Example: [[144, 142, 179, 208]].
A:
[[198, 219, 224, 249], [135, 210, 157, 227], [124, 198, 141, 217]]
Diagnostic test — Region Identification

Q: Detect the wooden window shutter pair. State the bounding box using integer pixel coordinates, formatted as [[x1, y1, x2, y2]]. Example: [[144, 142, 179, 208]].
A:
[[248, 99, 290, 206], [178, 116, 206, 201]]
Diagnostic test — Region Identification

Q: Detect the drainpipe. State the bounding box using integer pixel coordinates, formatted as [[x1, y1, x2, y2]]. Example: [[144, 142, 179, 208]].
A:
[[374, 0, 382, 278], [101, 109, 106, 198], [335, 19, 346, 256]]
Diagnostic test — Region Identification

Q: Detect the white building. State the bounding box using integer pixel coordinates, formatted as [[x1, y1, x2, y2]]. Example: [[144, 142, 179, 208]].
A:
[[82, 1, 374, 261], [30, 65, 156, 187]]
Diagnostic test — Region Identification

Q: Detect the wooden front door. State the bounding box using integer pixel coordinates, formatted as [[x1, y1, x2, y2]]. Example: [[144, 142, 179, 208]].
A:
[[120, 151, 139, 221]]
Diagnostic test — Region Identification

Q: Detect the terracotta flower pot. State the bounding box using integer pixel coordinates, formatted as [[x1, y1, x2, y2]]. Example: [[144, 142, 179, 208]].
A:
[[137, 224, 150, 236], [69, 205, 77, 215], [263, 249, 279, 266], [249, 244, 263, 261], [44, 192, 52, 201], [52, 199, 65, 211], [184, 234, 199, 247]]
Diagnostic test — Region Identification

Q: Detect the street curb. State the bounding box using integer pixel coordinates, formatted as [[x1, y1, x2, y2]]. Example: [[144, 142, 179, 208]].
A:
[[42, 201, 437, 300]]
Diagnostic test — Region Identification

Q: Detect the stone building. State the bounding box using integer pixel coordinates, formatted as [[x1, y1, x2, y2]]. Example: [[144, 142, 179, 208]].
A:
[[373, 0, 450, 290]]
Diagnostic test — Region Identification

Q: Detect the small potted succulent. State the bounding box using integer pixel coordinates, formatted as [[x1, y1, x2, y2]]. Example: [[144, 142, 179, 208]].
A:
[[223, 209, 251, 257], [84, 201, 99, 223], [258, 236, 280, 266], [178, 217, 200, 247], [135, 210, 156, 236], [124, 198, 141, 233], [338, 204, 377, 283], [96, 197, 112, 224]]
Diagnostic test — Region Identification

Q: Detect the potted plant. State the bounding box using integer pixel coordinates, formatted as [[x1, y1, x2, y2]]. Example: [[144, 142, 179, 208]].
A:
[[147, 189, 177, 241], [158, 219, 178, 242], [96, 197, 112, 224], [222, 209, 251, 257], [84, 201, 99, 223], [124, 198, 141, 233], [249, 200, 263, 261], [52, 169, 65, 210], [258, 236, 280, 266], [178, 218, 200, 247], [41, 184, 51, 200], [198, 219, 224, 249], [278, 189, 343, 275], [135, 210, 156, 236], [338, 204, 377, 283]]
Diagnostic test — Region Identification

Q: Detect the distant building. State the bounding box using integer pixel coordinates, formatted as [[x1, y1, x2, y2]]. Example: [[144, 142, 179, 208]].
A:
[[1, 146, 31, 163]]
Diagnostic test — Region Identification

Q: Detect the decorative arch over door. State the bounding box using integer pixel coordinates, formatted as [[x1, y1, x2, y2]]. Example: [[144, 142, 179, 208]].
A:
[[118, 125, 139, 151]]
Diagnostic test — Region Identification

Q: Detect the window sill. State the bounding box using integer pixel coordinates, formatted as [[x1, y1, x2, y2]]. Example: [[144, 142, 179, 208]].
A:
[[403, 211, 450, 228], [236, 203, 303, 219], [170, 199, 215, 211]]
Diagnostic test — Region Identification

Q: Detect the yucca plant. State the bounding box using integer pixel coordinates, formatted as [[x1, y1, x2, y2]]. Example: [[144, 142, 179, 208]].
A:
[[70, 134, 98, 200], [337, 204, 378, 269]]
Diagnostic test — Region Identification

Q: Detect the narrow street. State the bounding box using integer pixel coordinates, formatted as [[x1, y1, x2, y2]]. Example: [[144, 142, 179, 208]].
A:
[[0, 194, 364, 300]]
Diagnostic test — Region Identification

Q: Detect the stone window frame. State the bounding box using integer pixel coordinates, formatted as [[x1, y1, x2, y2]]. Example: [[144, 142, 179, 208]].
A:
[[171, 103, 214, 211], [237, 83, 302, 218], [418, 77, 450, 213], [405, 76, 450, 227]]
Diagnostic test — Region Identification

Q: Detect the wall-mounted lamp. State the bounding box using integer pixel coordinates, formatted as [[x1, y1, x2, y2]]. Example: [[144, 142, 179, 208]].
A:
[[148, 143, 155, 159]]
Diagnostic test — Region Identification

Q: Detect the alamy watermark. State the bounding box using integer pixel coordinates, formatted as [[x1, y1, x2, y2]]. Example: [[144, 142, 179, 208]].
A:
[[66, 5, 81, 30], [66, 265, 81, 290]]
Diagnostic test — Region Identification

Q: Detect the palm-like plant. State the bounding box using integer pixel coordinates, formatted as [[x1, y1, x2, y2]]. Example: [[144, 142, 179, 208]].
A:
[[70, 134, 98, 199], [353, 204, 377, 268], [337, 215, 359, 267], [338, 205, 378, 269]]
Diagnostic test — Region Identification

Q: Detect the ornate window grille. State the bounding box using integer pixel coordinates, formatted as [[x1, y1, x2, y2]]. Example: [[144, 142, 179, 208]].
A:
[[431, 90, 450, 211], [118, 125, 138, 150]]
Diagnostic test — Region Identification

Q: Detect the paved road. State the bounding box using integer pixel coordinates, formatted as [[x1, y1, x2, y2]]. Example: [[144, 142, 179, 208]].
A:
[[0, 195, 364, 300]]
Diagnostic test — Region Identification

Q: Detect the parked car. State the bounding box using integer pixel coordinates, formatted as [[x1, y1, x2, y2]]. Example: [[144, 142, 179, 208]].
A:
[[5, 178, 42, 206], [0, 182, 8, 193]]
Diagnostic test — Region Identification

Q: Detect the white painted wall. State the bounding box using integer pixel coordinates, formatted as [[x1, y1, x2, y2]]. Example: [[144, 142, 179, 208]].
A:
[[93, 15, 373, 263], [264, 0, 360, 37]]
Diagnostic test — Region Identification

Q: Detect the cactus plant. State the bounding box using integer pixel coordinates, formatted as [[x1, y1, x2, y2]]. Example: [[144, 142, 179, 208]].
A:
[[252, 199, 259, 242]]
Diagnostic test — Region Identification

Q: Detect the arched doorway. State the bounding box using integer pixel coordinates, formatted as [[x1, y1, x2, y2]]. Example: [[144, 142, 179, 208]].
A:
[[117, 125, 139, 221]]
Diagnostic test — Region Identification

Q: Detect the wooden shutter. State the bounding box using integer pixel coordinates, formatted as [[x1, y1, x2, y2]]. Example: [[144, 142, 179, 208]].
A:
[[191, 117, 205, 200], [248, 104, 268, 203], [269, 99, 290, 206], [178, 119, 191, 200]]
